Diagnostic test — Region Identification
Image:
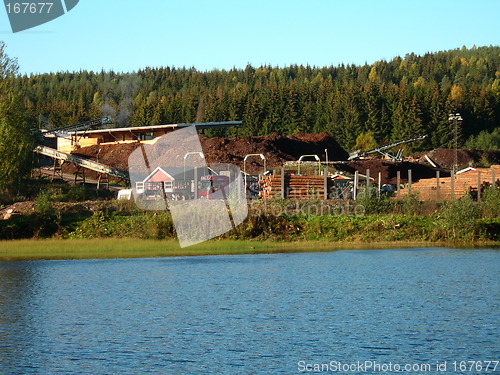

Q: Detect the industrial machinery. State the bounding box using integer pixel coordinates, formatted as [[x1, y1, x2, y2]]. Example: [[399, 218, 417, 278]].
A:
[[34, 116, 129, 185], [40, 116, 112, 136], [348, 135, 428, 162], [34, 145, 129, 181]]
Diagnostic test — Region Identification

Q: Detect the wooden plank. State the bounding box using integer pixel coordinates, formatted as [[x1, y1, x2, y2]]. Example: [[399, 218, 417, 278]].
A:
[[396, 171, 400, 199], [281, 168, 285, 199], [408, 169, 412, 195], [451, 168, 455, 199], [436, 170, 440, 201]]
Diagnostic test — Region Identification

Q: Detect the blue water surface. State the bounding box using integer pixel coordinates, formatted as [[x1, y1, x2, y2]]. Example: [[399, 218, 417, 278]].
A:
[[0, 248, 498, 374]]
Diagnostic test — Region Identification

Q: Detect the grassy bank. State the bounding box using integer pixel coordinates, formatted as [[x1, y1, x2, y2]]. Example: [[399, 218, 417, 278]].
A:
[[2, 204, 498, 243], [1, 238, 497, 261], [1, 189, 499, 260]]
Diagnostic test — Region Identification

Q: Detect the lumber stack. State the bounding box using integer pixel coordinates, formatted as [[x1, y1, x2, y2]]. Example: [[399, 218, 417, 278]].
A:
[[259, 174, 331, 199], [398, 165, 500, 200]]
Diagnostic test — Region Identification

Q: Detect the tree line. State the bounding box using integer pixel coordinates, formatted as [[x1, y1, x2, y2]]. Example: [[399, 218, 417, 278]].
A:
[[14, 45, 499, 152]]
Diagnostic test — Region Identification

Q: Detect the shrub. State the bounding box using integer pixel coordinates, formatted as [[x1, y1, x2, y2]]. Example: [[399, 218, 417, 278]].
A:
[[34, 190, 53, 215], [354, 131, 378, 151], [391, 192, 422, 216], [464, 127, 500, 150], [64, 185, 86, 202], [481, 186, 500, 218], [145, 212, 175, 239], [440, 194, 481, 240], [356, 187, 391, 214]]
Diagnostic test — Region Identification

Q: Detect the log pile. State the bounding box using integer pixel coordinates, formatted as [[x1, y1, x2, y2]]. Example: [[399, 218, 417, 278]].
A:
[[398, 165, 500, 200], [259, 174, 332, 199]]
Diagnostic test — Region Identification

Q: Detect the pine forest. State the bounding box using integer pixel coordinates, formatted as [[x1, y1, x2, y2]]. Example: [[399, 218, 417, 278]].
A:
[[14, 45, 500, 152]]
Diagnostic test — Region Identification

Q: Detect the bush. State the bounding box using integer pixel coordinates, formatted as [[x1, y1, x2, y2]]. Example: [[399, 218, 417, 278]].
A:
[[356, 187, 391, 214], [481, 186, 500, 218], [440, 194, 481, 240], [31, 190, 62, 238], [354, 131, 378, 151], [465, 127, 500, 150], [145, 212, 175, 239], [391, 192, 422, 216], [34, 190, 53, 215], [64, 185, 86, 202]]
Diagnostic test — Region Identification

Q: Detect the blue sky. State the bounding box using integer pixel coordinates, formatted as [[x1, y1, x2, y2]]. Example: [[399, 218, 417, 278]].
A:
[[1, 0, 499, 75]]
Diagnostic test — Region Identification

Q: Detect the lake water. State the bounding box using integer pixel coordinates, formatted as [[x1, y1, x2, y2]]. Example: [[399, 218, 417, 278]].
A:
[[0, 248, 498, 374]]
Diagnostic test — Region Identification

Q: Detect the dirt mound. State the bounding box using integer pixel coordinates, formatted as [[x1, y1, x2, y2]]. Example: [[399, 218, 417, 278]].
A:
[[71, 143, 140, 172], [64, 133, 452, 185], [1, 201, 35, 218], [334, 160, 448, 185], [68, 132, 348, 175], [421, 149, 500, 169], [200, 132, 347, 173]]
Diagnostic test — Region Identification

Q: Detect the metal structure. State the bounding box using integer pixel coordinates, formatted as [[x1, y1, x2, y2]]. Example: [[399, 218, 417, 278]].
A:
[[448, 113, 462, 170], [34, 145, 129, 181], [66, 121, 242, 143], [243, 154, 266, 190], [348, 135, 428, 162], [297, 154, 320, 174], [183, 151, 206, 180], [40, 116, 112, 136], [35, 119, 241, 189]]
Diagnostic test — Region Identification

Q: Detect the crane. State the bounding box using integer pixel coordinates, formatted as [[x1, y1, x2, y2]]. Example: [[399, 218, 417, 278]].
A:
[[348, 135, 428, 162]]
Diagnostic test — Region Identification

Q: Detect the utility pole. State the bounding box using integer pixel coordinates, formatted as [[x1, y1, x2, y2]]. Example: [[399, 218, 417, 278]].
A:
[[448, 113, 462, 171]]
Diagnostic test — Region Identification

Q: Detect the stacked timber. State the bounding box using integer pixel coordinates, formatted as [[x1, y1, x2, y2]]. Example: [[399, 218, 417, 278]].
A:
[[259, 174, 330, 199], [398, 165, 500, 200]]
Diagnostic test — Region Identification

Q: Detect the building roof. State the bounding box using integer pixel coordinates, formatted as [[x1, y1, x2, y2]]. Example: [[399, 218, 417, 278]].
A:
[[142, 166, 215, 182], [456, 167, 476, 174], [70, 121, 242, 136]]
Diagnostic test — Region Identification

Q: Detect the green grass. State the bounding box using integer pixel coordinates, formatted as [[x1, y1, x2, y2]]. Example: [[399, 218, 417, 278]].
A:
[[1, 238, 498, 261], [1, 191, 499, 260]]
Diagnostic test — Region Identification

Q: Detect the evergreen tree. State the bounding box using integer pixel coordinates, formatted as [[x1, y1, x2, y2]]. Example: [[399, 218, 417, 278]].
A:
[[5, 44, 500, 152], [0, 42, 36, 193]]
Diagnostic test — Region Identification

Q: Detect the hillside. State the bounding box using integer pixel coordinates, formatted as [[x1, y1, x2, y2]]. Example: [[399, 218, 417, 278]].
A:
[[16, 45, 500, 152]]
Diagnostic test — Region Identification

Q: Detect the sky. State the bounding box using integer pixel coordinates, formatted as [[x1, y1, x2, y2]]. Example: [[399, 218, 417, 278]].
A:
[[0, 0, 499, 75]]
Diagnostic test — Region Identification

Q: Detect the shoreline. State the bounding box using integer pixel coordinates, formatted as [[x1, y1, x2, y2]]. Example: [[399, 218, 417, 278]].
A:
[[1, 238, 498, 261]]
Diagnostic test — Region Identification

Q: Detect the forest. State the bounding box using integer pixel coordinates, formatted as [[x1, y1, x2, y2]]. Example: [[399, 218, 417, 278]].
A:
[[13, 45, 500, 152]]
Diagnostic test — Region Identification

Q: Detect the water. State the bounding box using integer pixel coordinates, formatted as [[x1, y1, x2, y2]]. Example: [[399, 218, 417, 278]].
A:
[[0, 248, 498, 374]]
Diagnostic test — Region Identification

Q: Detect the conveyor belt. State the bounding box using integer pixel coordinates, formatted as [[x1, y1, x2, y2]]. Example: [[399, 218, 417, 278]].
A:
[[34, 145, 129, 181]]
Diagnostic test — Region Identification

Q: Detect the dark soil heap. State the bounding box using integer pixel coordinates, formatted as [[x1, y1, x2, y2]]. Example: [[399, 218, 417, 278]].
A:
[[65, 133, 477, 185], [336, 160, 449, 185], [421, 149, 500, 169], [200, 132, 347, 173], [70, 132, 348, 175]]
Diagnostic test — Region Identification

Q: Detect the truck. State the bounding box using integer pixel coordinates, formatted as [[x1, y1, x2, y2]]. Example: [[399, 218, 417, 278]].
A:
[[198, 175, 229, 200]]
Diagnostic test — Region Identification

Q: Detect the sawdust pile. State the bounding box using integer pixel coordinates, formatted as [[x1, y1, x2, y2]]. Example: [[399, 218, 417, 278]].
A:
[[69, 132, 348, 175]]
